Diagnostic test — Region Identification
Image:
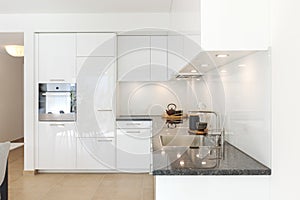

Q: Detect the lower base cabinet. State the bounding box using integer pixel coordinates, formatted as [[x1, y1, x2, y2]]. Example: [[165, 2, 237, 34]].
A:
[[38, 122, 76, 169], [76, 138, 116, 170], [116, 129, 151, 172]]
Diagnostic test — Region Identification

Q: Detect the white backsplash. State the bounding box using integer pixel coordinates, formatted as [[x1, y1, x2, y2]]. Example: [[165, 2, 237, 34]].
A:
[[117, 51, 271, 167], [202, 51, 271, 167], [118, 81, 188, 115]]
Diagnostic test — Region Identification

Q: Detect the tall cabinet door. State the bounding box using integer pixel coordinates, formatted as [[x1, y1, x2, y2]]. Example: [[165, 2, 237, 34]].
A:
[[117, 36, 151, 81], [37, 122, 76, 169], [37, 33, 76, 83], [150, 36, 168, 81], [76, 33, 116, 57], [76, 57, 115, 138]]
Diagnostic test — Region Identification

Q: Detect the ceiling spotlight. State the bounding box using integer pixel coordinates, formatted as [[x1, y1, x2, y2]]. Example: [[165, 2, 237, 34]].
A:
[[216, 54, 229, 58], [191, 69, 197, 73], [238, 64, 246, 67], [200, 64, 209, 67], [220, 70, 227, 73]]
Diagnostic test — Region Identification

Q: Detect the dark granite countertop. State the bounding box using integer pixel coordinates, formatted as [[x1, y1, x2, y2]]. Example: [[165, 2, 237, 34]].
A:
[[115, 115, 271, 175], [152, 142, 271, 175], [149, 116, 271, 176]]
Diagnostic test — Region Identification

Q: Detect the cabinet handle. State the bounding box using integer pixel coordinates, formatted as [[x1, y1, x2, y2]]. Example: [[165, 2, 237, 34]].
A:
[[50, 124, 65, 127], [50, 79, 65, 82], [97, 139, 113, 142], [126, 123, 141, 126], [126, 131, 141, 134], [97, 109, 112, 111]]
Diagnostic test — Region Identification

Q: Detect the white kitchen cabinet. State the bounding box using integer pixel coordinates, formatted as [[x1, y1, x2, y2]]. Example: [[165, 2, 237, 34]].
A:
[[76, 56, 116, 109], [95, 111, 115, 138], [76, 57, 116, 138], [116, 120, 151, 172], [117, 36, 151, 81], [76, 137, 116, 170], [37, 122, 76, 169], [150, 36, 168, 81], [76, 33, 116, 57], [167, 35, 187, 79], [200, 0, 269, 50], [118, 35, 169, 81], [37, 33, 76, 83]]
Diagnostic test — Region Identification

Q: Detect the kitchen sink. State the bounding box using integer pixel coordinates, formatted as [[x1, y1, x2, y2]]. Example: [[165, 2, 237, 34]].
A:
[[159, 135, 215, 147], [159, 135, 221, 169]]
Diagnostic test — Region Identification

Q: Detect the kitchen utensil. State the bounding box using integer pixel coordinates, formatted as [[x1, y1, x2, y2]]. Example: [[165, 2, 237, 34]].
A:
[[166, 119, 183, 129], [197, 122, 207, 131], [189, 114, 199, 130], [166, 103, 177, 115], [174, 110, 183, 116]]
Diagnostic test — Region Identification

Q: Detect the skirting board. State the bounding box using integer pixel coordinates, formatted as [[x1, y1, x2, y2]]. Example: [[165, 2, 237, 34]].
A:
[[23, 170, 38, 176]]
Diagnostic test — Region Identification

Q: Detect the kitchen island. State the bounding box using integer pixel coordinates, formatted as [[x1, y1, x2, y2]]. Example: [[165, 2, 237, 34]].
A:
[[150, 116, 270, 175], [118, 115, 271, 200], [149, 116, 271, 200]]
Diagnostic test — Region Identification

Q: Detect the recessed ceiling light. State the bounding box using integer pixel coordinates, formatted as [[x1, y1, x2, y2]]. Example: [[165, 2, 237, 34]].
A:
[[238, 64, 246, 67], [196, 78, 200, 81], [200, 64, 209, 67], [177, 153, 181, 158], [220, 70, 227, 73], [191, 69, 197, 73], [180, 161, 185, 166], [216, 54, 229, 58]]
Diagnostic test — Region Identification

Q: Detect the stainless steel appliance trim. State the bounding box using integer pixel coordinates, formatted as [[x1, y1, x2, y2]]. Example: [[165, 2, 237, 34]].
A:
[[49, 79, 65, 82]]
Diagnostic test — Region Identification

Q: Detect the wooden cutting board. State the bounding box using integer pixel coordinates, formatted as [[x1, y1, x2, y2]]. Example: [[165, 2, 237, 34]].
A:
[[162, 113, 188, 120], [188, 129, 208, 135]]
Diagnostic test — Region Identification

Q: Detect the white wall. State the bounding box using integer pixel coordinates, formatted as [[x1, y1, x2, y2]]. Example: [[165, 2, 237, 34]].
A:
[[0, 13, 170, 170], [195, 52, 271, 167], [0, 54, 24, 142], [169, 0, 201, 34], [270, 0, 300, 199], [221, 52, 271, 166]]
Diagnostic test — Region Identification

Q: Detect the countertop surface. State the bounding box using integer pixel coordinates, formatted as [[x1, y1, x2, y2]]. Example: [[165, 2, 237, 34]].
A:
[[116, 115, 153, 121], [116, 115, 271, 176]]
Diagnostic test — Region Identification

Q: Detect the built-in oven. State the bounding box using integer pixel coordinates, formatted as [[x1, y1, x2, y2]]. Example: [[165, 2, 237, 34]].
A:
[[38, 83, 76, 121]]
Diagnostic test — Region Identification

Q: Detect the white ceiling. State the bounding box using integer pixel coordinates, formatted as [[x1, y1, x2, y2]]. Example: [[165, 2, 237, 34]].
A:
[[0, 0, 173, 13]]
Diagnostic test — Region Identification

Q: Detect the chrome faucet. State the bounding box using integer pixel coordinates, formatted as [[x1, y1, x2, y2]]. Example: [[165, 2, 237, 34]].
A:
[[188, 110, 225, 159]]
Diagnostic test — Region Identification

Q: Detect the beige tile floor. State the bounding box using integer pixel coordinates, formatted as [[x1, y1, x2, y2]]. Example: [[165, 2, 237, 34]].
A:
[[8, 147, 154, 200]]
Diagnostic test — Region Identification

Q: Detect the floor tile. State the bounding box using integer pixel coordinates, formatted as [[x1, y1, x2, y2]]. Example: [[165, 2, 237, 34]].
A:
[[8, 147, 154, 200]]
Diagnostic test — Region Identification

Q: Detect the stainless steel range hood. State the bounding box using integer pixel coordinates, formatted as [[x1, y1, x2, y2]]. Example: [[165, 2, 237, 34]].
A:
[[176, 72, 203, 79]]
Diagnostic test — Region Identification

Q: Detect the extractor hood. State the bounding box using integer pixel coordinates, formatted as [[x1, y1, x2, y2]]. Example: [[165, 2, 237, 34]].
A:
[[176, 72, 203, 79]]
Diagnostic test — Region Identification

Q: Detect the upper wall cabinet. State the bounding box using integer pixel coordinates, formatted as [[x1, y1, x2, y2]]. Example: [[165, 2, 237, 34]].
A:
[[200, 0, 270, 50], [167, 35, 202, 79], [37, 33, 76, 83], [150, 36, 168, 81], [117, 36, 168, 81], [76, 33, 116, 57], [117, 36, 151, 81]]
